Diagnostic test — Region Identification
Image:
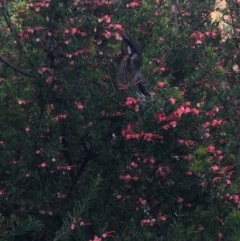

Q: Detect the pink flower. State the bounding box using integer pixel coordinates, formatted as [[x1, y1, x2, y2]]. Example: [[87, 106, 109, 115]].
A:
[[25, 126, 30, 132], [149, 157, 155, 164], [191, 108, 199, 115], [141, 218, 156, 226], [39, 162, 47, 167], [0, 189, 7, 195], [206, 144, 215, 153], [186, 170, 192, 175], [126, 1, 140, 8], [71, 27, 78, 35], [46, 76, 52, 83], [18, 100, 27, 105], [177, 196, 183, 203], [90, 235, 102, 241], [107, 23, 123, 30], [211, 165, 219, 172], [198, 225, 204, 231], [162, 124, 170, 130], [159, 214, 167, 221], [75, 101, 84, 109], [98, 15, 111, 23], [169, 121, 177, 127], [116, 195, 122, 199], [226, 179, 231, 185], [139, 198, 146, 205], [126, 134, 132, 140], [169, 97, 176, 105], [158, 112, 166, 122], [184, 107, 191, 114], [190, 31, 206, 45], [132, 176, 139, 181], [102, 231, 115, 238], [158, 82, 165, 88], [212, 119, 218, 126], [130, 162, 138, 167], [124, 174, 132, 180], [70, 223, 75, 230], [102, 30, 111, 39], [38, 67, 51, 74], [158, 37, 164, 42], [160, 66, 167, 72]]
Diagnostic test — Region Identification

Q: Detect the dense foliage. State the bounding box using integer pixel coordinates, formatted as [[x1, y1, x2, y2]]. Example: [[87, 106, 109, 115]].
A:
[[1, 0, 240, 240]]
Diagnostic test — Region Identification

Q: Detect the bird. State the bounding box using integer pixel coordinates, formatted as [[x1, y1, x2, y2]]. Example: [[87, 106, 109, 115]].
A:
[[116, 33, 151, 101]]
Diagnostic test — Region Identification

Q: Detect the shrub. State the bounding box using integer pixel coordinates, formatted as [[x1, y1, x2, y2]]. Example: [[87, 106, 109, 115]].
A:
[[0, 0, 240, 240]]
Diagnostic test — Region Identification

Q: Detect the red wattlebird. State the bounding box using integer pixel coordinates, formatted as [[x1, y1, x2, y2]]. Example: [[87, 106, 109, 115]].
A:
[[116, 33, 151, 101]]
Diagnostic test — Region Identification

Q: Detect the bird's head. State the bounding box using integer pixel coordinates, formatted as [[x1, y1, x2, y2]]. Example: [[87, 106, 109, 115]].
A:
[[121, 33, 143, 70]]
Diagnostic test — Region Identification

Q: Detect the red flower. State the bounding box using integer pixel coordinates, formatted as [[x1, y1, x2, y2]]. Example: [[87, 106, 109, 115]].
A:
[[158, 81, 165, 88]]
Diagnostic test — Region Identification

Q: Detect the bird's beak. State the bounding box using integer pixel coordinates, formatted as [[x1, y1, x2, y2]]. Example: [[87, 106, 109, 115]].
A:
[[119, 32, 129, 41]]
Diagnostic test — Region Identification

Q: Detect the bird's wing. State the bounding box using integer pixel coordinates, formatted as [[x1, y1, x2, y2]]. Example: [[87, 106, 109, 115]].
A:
[[133, 71, 151, 97]]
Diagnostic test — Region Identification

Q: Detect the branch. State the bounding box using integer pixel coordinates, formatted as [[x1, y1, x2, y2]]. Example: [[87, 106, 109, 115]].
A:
[[188, 7, 215, 38], [1, 3, 36, 68], [65, 139, 98, 199], [0, 55, 37, 78], [173, 0, 179, 31]]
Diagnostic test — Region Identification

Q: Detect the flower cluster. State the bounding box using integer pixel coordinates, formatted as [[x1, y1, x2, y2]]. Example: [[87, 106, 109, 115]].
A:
[[119, 174, 139, 181], [190, 30, 218, 46], [156, 102, 199, 130], [121, 123, 163, 142], [124, 97, 140, 111], [152, 58, 168, 73], [141, 218, 156, 226], [89, 231, 115, 241]]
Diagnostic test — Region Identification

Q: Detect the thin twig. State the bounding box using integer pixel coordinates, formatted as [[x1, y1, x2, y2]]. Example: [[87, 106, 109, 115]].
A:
[[0, 55, 37, 78]]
